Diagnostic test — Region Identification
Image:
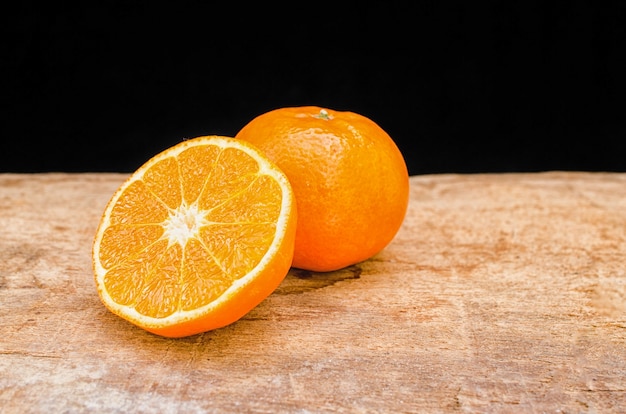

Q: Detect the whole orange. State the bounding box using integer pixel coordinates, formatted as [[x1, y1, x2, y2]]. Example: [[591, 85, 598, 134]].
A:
[[235, 106, 409, 272]]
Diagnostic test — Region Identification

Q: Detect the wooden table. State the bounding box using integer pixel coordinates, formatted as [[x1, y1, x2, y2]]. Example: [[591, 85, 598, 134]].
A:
[[1, 172, 625, 413]]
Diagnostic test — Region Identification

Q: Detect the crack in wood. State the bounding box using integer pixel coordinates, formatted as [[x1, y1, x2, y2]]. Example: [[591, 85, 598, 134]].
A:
[[273, 265, 362, 295], [0, 350, 62, 358]]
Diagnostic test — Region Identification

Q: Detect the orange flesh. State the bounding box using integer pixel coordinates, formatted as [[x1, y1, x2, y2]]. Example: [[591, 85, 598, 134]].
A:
[[93, 137, 296, 337]]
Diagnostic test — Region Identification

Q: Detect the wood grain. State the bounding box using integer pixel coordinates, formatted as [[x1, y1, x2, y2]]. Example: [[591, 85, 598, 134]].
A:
[[1, 172, 625, 413]]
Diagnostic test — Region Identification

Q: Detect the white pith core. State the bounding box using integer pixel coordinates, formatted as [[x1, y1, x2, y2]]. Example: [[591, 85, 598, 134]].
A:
[[162, 202, 207, 247]]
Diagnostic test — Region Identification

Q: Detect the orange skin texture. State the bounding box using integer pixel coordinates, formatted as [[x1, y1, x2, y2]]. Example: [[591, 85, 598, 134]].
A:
[[236, 106, 409, 272]]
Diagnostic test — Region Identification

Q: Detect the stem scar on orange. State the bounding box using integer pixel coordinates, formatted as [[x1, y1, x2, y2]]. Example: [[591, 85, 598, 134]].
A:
[[235, 106, 409, 272], [92, 136, 297, 338]]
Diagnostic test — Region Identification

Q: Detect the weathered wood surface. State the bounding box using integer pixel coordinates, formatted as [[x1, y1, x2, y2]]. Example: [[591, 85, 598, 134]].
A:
[[1, 172, 625, 413]]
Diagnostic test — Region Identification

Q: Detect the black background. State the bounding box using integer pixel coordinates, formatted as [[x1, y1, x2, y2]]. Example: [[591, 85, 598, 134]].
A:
[[2, 2, 625, 176]]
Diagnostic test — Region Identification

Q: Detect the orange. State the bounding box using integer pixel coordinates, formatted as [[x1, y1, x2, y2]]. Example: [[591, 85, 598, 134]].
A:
[[235, 106, 409, 272], [92, 136, 296, 338]]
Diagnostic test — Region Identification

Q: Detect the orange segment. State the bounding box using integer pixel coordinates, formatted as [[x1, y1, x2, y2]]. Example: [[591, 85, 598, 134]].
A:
[[92, 136, 296, 338]]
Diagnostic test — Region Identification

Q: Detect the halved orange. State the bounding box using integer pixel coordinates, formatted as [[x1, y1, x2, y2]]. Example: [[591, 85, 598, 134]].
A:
[[92, 136, 297, 338]]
